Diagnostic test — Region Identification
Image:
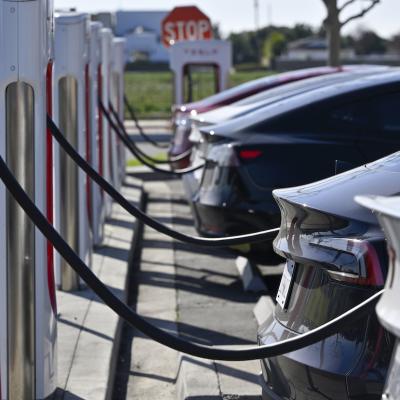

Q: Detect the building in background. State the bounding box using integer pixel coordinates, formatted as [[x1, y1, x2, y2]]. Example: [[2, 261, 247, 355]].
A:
[[92, 12, 116, 30], [275, 36, 400, 70], [281, 37, 355, 62], [115, 11, 169, 63]]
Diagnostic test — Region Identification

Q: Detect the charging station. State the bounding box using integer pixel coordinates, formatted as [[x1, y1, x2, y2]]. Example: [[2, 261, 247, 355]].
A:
[[0, 0, 57, 398], [169, 40, 232, 105], [54, 12, 91, 291], [111, 37, 127, 186], [100, 27, 114, 217], [89, 21, 106, 247]]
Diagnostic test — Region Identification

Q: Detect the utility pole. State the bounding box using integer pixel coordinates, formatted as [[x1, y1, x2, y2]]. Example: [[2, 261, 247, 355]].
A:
[[254, 0, 260, 31], [267, 2, 272, 26]]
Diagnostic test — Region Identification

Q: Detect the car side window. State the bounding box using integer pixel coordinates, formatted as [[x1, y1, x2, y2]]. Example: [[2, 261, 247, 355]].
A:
[[252, 91, 400, 138], [329, 100, 375, 133], [329, 92, 400, 137], [374, 92, 400, 135]]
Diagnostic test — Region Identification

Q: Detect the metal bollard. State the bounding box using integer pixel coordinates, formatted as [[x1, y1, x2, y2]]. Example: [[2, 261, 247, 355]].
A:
[[111, 37, 127, 186], [0, 0, 57, 398], [99, 28, 114, 217], [54, 13, 91, 291], [89, 21, 106, 247], [356, 195, 400, 399]]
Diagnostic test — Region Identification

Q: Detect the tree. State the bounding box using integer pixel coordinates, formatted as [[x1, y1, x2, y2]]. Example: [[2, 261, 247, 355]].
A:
[[262, 31, 287, 67], [354, 29, 387, 54], [322, 0, 381, 66]]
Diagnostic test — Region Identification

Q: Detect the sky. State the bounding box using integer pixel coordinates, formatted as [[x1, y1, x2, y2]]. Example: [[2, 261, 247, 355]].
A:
[[54, 0, 400, 39]]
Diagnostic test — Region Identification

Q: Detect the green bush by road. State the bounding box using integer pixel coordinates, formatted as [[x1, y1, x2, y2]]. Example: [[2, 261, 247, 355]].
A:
[[124, 69, 273, 119]]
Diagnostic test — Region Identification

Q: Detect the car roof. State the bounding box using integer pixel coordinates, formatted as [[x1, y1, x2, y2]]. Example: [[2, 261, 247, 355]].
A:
[[193, 69, 386, 125], [201, 68, 400, 136], [175, 64, 388, 113], [174, 66, 341, 112]]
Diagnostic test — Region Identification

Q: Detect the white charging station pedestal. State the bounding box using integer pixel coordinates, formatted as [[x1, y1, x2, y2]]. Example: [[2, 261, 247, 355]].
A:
[[100, 28, 114, 217], [54, 13, 91, 291], [0, 0, 57, 398], [89, 21, 106, 247], [357, 195, 400, 400], [169, 39, 232, 106], [111, 37, 127, 187]]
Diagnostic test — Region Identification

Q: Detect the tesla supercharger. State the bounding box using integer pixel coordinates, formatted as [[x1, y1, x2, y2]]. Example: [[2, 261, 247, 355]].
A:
[[356, 195, 400, 400], [100, 28, 113, 217], [89, 21, 106, 247], [0, 0, 57, 398], [54, 13, 91, 291], [111, 37, 127, 187], [169, 40, 232, 105]]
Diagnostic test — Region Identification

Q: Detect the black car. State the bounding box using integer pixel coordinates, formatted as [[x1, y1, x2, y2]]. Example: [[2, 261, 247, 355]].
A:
[[192, 70, 400, 256], [183, 68, 388, 206], [258, 152, 400, 400]]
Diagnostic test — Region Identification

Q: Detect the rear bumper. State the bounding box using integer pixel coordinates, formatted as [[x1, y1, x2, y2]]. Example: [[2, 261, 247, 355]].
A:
[[193, 202, 278, 236], [192, 200, 279, 258], [258, 314, 389, 400]]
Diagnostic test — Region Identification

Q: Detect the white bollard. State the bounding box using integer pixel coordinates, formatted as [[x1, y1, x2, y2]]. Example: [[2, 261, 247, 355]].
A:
[[111, 37, 127, 185], [88, 21, 106, 247], [53, 13, 91, 291], [0, 0, 57, 398]]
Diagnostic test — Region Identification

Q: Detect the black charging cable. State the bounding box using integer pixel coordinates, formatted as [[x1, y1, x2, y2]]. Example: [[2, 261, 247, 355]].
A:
[[123, 94, 169, 149], [109, 101, 191, 164], [99, 101, 203, 176], [47, 116, 278, 247], [0, 154, 383, 361]]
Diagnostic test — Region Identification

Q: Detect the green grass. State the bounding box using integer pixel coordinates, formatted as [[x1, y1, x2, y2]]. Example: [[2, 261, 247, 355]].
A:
[[125, 71, 173, 119], [126, 153, 168, 167], [125, 68, 275, 119]]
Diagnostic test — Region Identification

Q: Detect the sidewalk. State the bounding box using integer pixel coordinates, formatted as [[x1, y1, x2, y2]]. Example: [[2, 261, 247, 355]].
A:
[[56, 175, 143, 399], [114, 176, 262, 400]]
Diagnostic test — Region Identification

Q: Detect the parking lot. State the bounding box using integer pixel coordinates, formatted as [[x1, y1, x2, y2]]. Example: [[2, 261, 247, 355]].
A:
[[3, 3, 400, 399]]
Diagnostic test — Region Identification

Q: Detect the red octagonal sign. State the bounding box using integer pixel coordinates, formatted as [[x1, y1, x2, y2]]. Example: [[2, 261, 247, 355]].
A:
[[162, 6, 213, 48]]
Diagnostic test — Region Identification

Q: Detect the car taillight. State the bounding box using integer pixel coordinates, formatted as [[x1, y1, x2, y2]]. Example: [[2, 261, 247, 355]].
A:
[[311, 237, 385, 287], [329, 241, 384, 287], [238, 149, 263, 160], [362, 242, 385, 286]]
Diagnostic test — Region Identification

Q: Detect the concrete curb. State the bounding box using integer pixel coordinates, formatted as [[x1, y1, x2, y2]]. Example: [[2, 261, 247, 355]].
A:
[[253, 296, 275, 327], [235, 256, 268, 293]]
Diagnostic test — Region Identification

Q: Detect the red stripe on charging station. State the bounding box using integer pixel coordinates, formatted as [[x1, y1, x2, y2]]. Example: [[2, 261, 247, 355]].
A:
[[46, 61, 57, 314], [85, 64, 92, 227], [98, 64, 104, 196]]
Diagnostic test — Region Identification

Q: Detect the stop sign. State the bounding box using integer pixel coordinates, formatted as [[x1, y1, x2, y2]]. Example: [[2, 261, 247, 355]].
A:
[[162, 6, 213, 48]]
